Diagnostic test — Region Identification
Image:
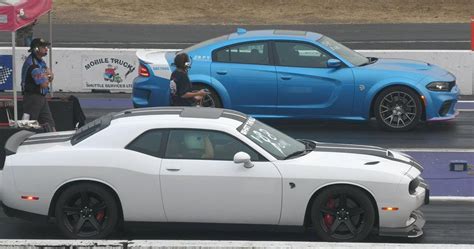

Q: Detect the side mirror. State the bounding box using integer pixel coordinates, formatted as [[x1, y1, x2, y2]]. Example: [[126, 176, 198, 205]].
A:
[[327, 59, 342, 68], [233, 152, 254, 168]]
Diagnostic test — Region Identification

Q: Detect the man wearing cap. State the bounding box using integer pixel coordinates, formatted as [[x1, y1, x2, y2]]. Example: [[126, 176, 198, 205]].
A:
[[21, 38, 55, 132]]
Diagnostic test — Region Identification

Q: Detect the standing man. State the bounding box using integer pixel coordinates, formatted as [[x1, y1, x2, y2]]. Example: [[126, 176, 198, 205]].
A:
[[169, 53, 207, 106], [21, 38, 55, 132]]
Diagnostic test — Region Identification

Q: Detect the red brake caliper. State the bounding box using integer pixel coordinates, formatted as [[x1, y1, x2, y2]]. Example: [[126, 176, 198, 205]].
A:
[[323, 197, 336, 229], [95, 210, 105, 222]]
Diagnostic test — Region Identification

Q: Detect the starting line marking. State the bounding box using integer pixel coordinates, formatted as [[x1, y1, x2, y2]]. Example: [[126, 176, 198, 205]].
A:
[[391, 148, 474, 152]]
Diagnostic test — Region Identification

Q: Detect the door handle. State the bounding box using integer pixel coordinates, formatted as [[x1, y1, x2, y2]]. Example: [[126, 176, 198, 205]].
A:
[[280, 76, 292, 80], [216, 71, 227, 75], [166, 168, 181, 172]]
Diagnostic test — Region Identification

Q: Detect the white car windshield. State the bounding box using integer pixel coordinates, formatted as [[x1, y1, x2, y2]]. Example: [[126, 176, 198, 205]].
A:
[[237, 117, 306, 160], [318, 36, 369, 66]]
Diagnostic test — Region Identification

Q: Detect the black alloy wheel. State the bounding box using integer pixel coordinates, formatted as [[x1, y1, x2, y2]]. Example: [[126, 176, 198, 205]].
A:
[[54, 183, 119, 239], [193, 84, 223, 108], [374, 86, 422, 131], [311, 185, 375, 242]]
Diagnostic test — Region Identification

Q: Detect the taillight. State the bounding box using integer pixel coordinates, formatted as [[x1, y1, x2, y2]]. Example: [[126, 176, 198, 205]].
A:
[[139, 64, 150, 77]]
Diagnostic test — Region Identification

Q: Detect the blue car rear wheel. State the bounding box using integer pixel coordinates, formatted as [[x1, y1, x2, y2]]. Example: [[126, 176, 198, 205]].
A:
[[192, 84, 222, 108]]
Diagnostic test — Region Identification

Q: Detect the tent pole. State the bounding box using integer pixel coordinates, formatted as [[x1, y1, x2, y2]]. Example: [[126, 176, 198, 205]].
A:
[[49, 11, 53, 97], [11, 31, 18, 123]]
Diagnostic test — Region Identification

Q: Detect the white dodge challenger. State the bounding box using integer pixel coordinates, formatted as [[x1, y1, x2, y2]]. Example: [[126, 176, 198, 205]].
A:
[[0, 107, 428, 241]]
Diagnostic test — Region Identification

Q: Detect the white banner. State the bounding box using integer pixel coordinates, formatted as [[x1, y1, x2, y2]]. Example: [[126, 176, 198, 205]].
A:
[[81, 55, 137, 90]]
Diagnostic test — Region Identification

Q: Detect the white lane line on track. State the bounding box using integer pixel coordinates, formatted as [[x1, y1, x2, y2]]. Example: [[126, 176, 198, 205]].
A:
[[459, 100, 474, 103], [0, 41, 195, 45], [391, 148, 474, 152], [431, 196, 474, 202], [344, 40, 470, 44], [340, 40, 471, 44], [459, 109, 474, 112], [0, 40, 471, 45]]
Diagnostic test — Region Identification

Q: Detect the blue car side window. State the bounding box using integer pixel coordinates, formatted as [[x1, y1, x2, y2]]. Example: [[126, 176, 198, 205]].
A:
[[275, 41, 332, 68], [214, 42, 269, 65]]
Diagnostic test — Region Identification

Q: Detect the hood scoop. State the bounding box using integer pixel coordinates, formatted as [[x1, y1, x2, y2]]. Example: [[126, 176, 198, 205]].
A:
[[365, 161, 380, 165]]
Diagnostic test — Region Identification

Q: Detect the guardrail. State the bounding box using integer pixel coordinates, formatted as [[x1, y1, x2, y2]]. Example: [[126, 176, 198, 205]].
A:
[[0, 48, 472, 95]]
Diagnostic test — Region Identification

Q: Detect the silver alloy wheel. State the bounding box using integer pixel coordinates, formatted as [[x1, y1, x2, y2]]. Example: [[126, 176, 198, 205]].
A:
[[379, 91, 417, 129]]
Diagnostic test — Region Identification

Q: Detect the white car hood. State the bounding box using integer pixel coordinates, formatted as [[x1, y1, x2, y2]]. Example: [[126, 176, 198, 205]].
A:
[[285, 141, 420, 175]]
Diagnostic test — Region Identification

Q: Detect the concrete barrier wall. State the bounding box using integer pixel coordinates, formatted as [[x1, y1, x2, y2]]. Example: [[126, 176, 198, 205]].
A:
[[360, 50, 473, 95], [0, 48, 472, 95], [0, 240, 473, 249]]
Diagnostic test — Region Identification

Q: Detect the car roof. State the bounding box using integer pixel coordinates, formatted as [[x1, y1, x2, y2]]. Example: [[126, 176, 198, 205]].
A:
[[71, 107, 248, 145], [113, 107, 248, 123], [227, 29, 323, 41]]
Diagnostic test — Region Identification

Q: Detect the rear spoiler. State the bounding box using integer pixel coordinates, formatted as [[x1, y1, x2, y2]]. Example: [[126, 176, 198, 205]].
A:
[[5, 130, 36, 156]]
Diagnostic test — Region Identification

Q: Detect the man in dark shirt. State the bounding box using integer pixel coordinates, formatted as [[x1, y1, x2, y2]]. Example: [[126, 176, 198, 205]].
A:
[[21, 38, 55, 131], [169, 53, 207, 106]]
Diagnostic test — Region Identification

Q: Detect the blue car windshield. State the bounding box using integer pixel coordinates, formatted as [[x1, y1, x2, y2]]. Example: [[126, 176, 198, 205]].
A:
[[318, 36, 369, 66], [180, 35, 229, 54], [237, 117, 305, 160]]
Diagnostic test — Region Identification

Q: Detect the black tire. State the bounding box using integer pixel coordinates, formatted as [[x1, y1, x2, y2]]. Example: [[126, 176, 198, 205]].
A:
[[311, 185, 375, 242], [54, 183, 119, 239], [193, 84, 223, 108], [374, 86, 422, 131]]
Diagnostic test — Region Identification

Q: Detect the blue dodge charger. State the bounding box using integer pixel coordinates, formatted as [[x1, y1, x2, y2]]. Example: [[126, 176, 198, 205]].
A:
[[132, 29, 459, 131]]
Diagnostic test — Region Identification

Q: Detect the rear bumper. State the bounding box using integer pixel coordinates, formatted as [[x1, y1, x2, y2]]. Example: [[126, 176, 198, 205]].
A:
[[379, 209, 426, 238], [1, 201, 49, 223], [132, 75, 170, 108]]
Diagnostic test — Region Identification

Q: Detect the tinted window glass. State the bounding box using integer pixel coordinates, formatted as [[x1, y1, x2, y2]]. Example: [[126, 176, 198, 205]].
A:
[[275, 41, 332, 68], [215, 48, 230, 62], [71, 113, 113, 145], [318, 36, 369, 66], [237, 117, 305, 160], [214, 42, 269, 65], [126, 130, 164, 157], [165, 129, 261, 161]]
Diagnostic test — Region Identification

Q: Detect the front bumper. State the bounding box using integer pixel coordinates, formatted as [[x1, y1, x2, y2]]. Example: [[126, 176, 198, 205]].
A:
[[378, 177, 429, 238], [425, 85, 460, 122], [379, 209, 426, 238]]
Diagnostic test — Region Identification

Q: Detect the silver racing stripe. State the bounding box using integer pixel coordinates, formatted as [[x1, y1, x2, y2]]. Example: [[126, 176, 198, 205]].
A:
[[26, 134, 73, 141], [22, 137, 72, 145]]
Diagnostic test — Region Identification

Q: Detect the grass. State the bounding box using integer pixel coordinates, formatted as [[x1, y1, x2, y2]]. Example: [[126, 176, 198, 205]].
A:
[[50, 0, 472, 24]]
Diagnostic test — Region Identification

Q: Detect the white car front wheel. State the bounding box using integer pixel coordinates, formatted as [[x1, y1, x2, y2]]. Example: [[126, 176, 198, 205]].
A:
[[311, 185, 375, 242]]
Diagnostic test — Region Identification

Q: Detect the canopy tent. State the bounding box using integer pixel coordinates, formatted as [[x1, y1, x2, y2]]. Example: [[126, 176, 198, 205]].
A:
[[0, 0, 52, 122]]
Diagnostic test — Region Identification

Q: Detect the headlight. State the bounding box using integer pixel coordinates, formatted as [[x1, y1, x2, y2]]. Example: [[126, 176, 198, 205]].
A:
[[426, 81, 450, 91]]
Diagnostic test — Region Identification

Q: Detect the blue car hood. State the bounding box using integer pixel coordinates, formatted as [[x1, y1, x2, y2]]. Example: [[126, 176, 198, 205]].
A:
[[364, 58, 451, 79]]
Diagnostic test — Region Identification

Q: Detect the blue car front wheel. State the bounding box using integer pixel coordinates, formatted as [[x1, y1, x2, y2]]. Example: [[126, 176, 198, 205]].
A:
[[374, 86, 422, 131]]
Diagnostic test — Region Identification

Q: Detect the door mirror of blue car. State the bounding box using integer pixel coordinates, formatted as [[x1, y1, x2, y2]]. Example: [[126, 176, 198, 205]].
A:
[[327, 59, 342, 68]]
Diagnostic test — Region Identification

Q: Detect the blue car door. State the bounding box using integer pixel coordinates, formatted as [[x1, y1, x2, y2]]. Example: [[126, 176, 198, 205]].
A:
[[211, 41, 277, 116], [273, 41, 355, 118]]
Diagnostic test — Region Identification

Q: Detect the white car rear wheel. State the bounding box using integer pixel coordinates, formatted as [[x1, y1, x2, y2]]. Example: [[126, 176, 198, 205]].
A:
[[54, 183, 119, 239]]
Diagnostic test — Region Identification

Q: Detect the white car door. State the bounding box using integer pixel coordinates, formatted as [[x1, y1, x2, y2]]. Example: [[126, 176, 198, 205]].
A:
[[160, 129, 282, 225]]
